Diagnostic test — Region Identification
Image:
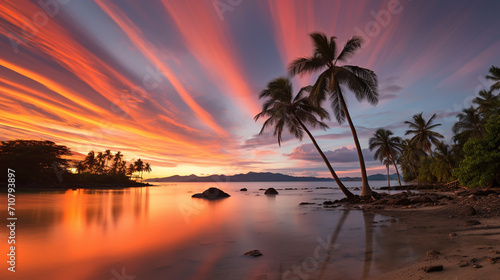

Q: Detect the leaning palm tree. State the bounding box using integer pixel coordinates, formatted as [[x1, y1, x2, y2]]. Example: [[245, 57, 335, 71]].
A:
[[255, 77, 354, 198], [486, 65, 500, 92], [452, 106, 483, 144], [288, 32, 378, 197], [368, 129, 403, 187], [405, 113, 444, 158]]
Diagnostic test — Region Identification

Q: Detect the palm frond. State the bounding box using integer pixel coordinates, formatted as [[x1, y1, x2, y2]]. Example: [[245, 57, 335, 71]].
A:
[[337, 36, 363, 62], [288, 56, 325, 77], [310, 32, 333, 62]]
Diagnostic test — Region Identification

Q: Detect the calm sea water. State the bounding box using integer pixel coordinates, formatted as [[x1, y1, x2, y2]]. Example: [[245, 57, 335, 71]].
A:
[[1, 181, 443, 280]]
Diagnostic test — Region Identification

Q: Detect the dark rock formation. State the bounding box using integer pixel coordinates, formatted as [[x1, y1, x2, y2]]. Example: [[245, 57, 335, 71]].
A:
[[243, 250, 262, 257], [264, 188, 278, 195], [191, 187, 230, 200]]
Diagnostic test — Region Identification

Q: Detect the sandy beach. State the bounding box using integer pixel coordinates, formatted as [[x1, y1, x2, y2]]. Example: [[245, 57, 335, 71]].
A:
[[363, 189, 500, 279]]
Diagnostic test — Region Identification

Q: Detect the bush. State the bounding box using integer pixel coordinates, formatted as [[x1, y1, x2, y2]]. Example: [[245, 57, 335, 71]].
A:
[[457, 116, 500, 188]]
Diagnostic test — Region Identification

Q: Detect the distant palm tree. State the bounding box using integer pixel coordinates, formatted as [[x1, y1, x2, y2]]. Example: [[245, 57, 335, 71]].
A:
[[452, 107, 483, 144], [134, 158, 145, 182], [473, 89, 499, 117], [111, 151, 123, 174], [255, 77, 354, 198], [96, 152, 105, 174], [486, 65, 500, 92], [369, 129, 403, 188], [126, 163, 135, 178], [144, 163, 152, 175], [118, 161, 127, 174], [104, 149, 113, 172], [405, 113, 444, 157], [75, 162, 85, 174], [83, 151, 96, 173], [288, 32, 378, 197]]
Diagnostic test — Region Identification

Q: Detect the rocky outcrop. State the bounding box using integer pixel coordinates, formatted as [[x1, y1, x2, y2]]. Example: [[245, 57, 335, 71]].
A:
[[191, 187, 230, 199], [264, 188, 279, 195]]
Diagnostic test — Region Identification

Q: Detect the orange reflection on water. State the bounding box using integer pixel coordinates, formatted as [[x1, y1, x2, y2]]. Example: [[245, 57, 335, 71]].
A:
[[1, 186, 238, 280]]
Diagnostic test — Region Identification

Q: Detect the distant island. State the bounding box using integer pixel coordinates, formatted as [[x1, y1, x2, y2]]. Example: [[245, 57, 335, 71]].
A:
[[146, 171, 398, 183]]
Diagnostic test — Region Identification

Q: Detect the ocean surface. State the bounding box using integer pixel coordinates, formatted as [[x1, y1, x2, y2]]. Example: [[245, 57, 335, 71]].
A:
[[1, 181, 445, 280]]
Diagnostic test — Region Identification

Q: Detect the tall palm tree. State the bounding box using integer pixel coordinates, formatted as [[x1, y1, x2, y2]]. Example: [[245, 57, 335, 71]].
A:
[[486, 65, 500, 92], [452, 107, 483, 144], [404, 113, 444, 158], [255, 77, 354, 198], [473, 89, 499, 117], [368, 129, 403, 187], [288, 32, 378, 197]]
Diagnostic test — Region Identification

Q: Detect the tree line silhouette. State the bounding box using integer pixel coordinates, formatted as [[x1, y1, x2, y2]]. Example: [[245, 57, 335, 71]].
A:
[[76, 150, 151, 182]]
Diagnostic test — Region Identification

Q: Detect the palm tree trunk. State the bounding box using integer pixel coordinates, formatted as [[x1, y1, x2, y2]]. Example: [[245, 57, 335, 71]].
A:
[[389, 152, 402, 187], [338, 93, 372, 196], [386, 164, 390, 190], [298, 119, 355, 198]]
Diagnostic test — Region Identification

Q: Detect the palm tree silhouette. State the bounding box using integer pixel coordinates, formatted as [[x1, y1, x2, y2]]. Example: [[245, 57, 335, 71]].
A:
[[405, 113, 444, 158], [111, 151, 123, 174], [104, 149, 113, 173], [288, 32, 378, 197], [255, 77, 354, 198], [144, 163, 152, 176], [134, 158, 145, 182], [83, 151, 96, 173], [369, 129, 403, 187], [452, 107, 483, 141], [486, 65, 500, 92], [473, 89, 499, 118]]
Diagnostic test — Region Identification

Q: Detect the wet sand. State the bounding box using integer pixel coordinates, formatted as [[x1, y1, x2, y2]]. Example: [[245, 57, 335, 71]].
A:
[[365, 190, 500, 279]]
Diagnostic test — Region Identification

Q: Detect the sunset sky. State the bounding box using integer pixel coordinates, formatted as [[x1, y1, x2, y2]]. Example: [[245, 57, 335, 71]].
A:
[[1, 0, 499, 179]]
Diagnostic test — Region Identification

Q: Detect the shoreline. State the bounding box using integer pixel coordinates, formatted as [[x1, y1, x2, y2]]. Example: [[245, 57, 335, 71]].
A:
[[359, 188, 500, 279], [0, 181, 153, 191]]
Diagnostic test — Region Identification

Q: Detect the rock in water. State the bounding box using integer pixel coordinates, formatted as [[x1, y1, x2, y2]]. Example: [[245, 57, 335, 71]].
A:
[[264, 188, 279, 195], [244, 250, 262, 257], [240, 188, 248, 191], [191, 187, 230, 200]]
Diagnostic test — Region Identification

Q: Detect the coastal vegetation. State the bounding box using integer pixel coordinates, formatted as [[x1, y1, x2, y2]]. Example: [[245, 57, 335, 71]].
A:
[[255, 31, 499, 193], [0, 140, 152, 186], [376, 66, 500, 188]]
